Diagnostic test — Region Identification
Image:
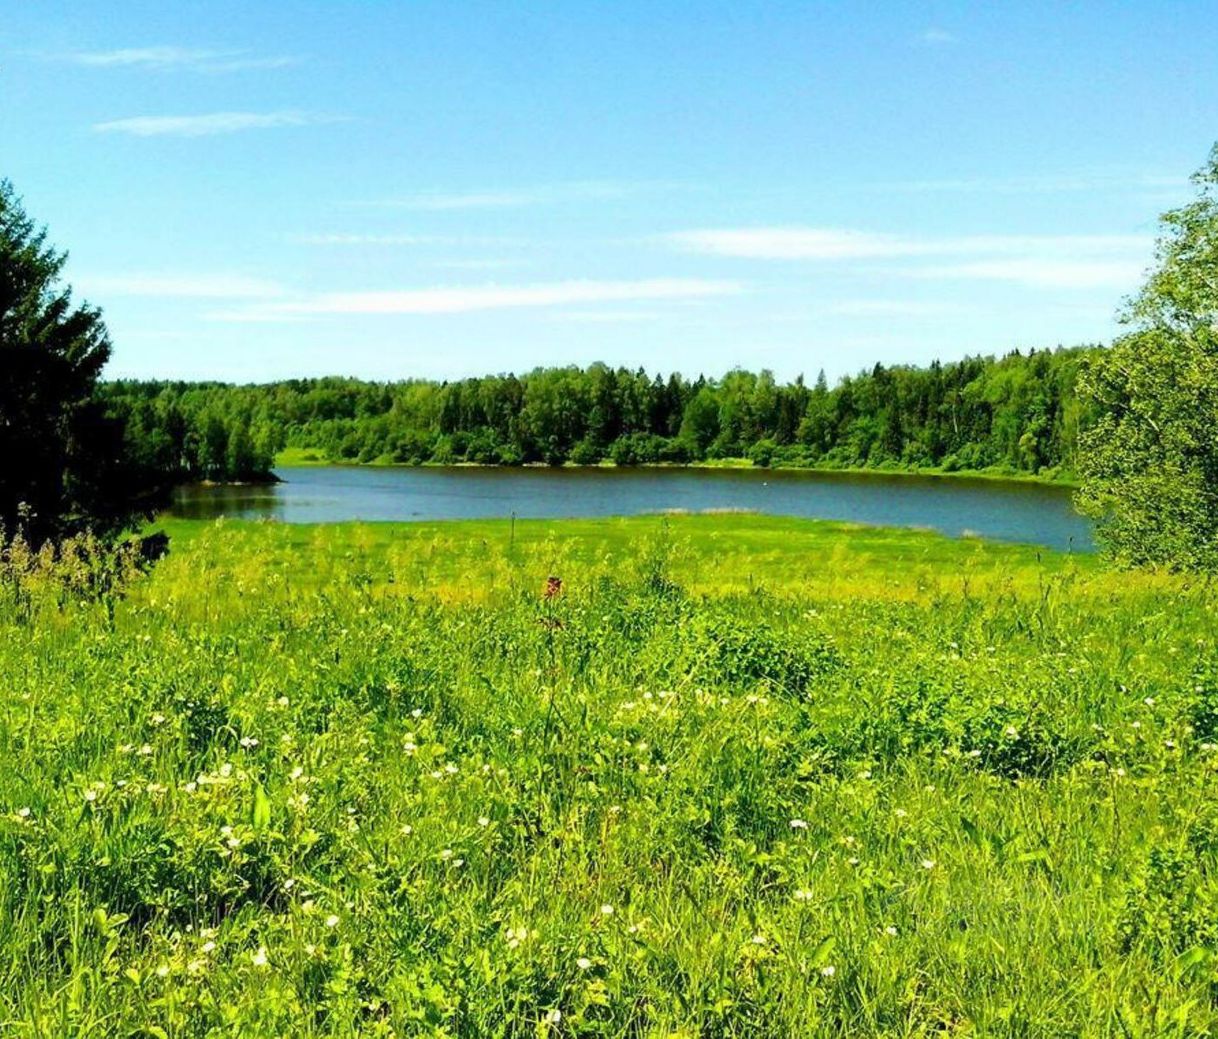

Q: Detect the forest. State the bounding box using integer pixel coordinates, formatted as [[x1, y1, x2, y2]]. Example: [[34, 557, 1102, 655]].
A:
[[102, 346, 1093, 482]]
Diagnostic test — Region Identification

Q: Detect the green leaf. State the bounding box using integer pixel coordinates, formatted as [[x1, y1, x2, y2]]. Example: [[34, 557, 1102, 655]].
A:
[[251, 783, 272, 830]]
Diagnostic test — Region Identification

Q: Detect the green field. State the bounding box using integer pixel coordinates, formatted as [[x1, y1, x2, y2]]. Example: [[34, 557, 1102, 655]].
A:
[[1, 515, 1215, 1036]]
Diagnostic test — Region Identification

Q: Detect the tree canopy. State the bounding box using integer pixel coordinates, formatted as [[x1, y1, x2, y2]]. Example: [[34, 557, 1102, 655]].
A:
[[103, 346, 1093, 480], [1076, 146, 1218, 570], [0, 181, 158, 544]]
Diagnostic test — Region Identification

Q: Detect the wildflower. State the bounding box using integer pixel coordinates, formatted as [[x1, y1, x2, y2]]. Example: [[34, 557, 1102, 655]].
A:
[[1143, 696, 1155, 707], [477, 816, 490, 827], [201, 941, 216, 954], [894, 808, 908, 819], [400, 824, 413, 836], [403, 742, 417, 755], [84, 788, 98, 802], [544, 575, 563, 600], [411, 708, 423, 718], [439, 848, 454, 861], [858, 769, 872, 779], [251, 946, 269, 968], [884, 925, 898, 936], [789, 818, 808, 830], [750, 934, 767, 945], [138, 745, 153, 756], [600, 903, 614, 916], [276, 696, 289, 707], [793, 889, 814, 902], [921, 859, 936, 870], [155, 964, 170, 978], [325, 914, 339, 928], [820, 965, 836, 978], [183, 781, 197, 793], [16, 807, 30, 819], [545, 1009, 562, 1024], [1004, 725, 1018, 738], [290, 766, 304, 781], [505, 926, 532, 949], [847, 856, 860, 866], [576, 956, 593, 970], [238, 736, 259, 749], [219, 762, 233, 777], [150, 713, 166, 726]]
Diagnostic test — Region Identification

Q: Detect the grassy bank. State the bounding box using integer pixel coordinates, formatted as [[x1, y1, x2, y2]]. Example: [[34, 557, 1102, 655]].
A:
[[0, 515, 1212, 1035]]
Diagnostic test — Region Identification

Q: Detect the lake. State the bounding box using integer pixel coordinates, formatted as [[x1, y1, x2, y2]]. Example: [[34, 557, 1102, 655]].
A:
[[170, 465, 1093, 551]]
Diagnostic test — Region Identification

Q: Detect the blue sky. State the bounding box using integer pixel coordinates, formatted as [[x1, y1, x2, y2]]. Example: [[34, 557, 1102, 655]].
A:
[[3, 1, 1215, 383]]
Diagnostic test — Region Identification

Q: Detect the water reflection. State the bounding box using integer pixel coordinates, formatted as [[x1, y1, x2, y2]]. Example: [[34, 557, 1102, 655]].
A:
[[169, 465, 1093, 552]]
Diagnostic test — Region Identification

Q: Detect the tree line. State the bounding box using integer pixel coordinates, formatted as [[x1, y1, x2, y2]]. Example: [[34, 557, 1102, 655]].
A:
[[101, 346, 1093, 480]]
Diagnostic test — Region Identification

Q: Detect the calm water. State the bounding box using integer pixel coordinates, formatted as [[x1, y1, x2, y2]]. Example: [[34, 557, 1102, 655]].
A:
[[170, 465, 1093, 551]]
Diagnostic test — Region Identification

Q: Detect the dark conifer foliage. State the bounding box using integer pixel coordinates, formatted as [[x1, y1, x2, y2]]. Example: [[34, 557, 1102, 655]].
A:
[[0, 181, 162, 543]]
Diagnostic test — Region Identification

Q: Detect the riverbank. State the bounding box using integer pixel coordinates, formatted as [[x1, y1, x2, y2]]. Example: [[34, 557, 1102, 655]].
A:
[[274, 446, 1078, 488]]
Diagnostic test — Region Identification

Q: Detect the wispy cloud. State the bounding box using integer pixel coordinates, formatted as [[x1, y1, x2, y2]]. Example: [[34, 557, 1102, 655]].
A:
[[666, 228, 916, 260], [59, 46, 301, 72], [210, 278, 741, 321], [93, 111, 332, 137], [901, 258, 1147, 290], [915, 28, 957, 45], [77, 273, 287, 299], [665, 226, 1151, 291]]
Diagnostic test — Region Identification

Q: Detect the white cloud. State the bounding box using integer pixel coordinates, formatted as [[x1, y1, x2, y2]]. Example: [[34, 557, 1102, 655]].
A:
[[210, 278, 740, 321], [77, 274, 286, 299], [665, 227, 1151, 262], [903, 258, 1147, 289], [916, 28, 957, 45], [666, 228, 918, 260], [93, 111, 327, 137], [60, 46, 300, 72]]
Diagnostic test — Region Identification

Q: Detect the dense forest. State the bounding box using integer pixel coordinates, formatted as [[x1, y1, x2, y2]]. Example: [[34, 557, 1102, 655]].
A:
[[102, 347, 1094, 482]]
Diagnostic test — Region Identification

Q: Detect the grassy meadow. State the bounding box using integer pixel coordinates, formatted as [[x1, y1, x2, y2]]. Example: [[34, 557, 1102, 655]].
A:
[[1, 515, 1217, 1036]]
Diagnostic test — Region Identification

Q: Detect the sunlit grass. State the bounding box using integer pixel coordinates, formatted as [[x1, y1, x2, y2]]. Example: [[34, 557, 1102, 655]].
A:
[[0, 515, 1213, 1036]]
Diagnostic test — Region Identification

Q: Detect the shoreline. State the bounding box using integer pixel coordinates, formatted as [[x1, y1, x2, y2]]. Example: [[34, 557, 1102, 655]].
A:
[[273, 450, 1079, 489]]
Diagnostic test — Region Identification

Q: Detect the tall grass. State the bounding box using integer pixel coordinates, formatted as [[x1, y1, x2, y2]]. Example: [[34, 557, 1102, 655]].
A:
[[0, 517, 1214, 1036]]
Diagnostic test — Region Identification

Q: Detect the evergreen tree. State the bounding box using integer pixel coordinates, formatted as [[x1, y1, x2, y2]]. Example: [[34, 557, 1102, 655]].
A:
[[0, 181, 159, 543]]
